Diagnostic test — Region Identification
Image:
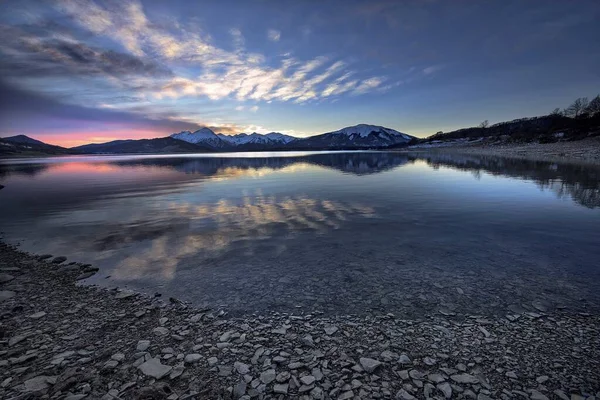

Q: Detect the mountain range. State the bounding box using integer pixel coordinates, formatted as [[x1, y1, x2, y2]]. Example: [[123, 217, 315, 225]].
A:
[[0, 124, 416, 155]]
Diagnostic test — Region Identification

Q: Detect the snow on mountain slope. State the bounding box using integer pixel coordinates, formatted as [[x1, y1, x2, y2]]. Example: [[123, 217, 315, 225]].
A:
[[294, 124, 415, 148], [171, 128, 230, 149], [216, 132, 297, 146], [264, 132, 297, 144], [172, 125, 411, 150], [330, 124, 413, 141]]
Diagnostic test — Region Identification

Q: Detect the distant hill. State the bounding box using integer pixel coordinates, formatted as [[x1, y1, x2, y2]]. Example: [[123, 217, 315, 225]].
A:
[[411, 113, 600, 148], [72, 137, 212, 154], [0, 135, 71, 156]]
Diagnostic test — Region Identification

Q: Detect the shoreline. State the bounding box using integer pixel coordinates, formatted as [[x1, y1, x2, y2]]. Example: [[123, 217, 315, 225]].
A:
[[1, 242, 599, 399], [396, 137, 600, 165]]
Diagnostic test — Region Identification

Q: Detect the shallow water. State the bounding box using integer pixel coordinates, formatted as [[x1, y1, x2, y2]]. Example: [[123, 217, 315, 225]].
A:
[[1, 151, 599, 317]]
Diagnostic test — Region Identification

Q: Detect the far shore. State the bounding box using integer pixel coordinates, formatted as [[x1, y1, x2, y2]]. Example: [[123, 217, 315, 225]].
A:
[[396, 136, 600, 165], [2, 137, 600, 165]]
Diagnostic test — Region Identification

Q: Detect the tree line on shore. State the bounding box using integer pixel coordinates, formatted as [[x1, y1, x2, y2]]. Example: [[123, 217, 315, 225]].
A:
[[425, 93, 600, 143]]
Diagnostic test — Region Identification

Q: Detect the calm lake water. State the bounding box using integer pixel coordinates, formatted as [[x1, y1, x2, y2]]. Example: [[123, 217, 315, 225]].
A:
[[1, 151, 599, 317]]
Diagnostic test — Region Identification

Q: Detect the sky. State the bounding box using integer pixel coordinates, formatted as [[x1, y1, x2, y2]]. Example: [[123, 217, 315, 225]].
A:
[[0, 0, 599, 147]]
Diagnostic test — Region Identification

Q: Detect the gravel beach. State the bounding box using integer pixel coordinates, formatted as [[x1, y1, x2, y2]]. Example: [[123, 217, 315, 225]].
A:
[[1, 242, 599, 400]]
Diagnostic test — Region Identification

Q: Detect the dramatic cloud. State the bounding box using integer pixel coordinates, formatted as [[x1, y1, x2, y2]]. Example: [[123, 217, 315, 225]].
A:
[[0, 1, 387, 107]]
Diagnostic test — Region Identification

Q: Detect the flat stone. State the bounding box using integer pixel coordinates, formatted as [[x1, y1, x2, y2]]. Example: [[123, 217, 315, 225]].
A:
[[338, 391, 354, 400], [272, 326, 287, 335], [324, 325, 338, 335], [409, 370, 425, 380], [530, 390, 549, 400], [553, 390, 569, 400], [423, 356, 437, 366], [260, 369, 276, 384], [29, 311, 47, 319], [536, 375, 549, 384], [397, 389, 416, 400], [103, 360, 119, 370], [0, 290, 16, 301], [24, 376, 52, 392], [9, 334, 28, 346], [359, 357, 382, 373], [233, 380, 247, 398], [138, 358, 173, 379], [170, 363, 185, 379], [506, 371, 518, 379], [276, 371, 291, 383], [437, 382, 452, 398], [273, 383, 288, 394], [219, 330, 234, 342], [234, 361, 250, 374], [428, 374, 446, 383], [450, 373, 479, 384], [300, 375, 316, 386], [153, 327, 169, 336], [136, 340, 151, 351], [398, 354, 411, 364], [0, 273, 15, 284], [51, 256, 67, 264], [184, 354, 202, 363]]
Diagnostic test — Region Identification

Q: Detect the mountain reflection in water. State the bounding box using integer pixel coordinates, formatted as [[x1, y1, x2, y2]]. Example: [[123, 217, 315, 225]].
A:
[[0, 151, 599, 317]]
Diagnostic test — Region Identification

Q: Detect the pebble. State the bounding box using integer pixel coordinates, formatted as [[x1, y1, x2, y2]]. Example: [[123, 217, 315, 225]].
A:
[[138, 358, 173, 379], [273, 383, 289, 394], [184, 354, 202, 363], [359, 357, 382, 373], [260, 369, 276, 384]]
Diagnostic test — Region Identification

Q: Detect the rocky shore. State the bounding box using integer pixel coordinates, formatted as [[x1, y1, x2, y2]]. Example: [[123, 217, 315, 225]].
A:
[[1, 242, 599, 400]]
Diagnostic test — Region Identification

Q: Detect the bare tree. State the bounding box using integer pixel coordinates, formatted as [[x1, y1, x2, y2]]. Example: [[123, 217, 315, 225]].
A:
[[550, 108, 562, 116], [564, 97, 589, 118], [478, 120, 489, 128], [586, 95, 600, 116]]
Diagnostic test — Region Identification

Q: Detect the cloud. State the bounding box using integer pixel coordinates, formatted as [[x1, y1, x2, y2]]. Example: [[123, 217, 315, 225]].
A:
[[423, 65, 444, 75], [0, 24, 173, 79], [0, 0, 391, 133], [354, 77, 385, 94], [268, 29, 281, 42]]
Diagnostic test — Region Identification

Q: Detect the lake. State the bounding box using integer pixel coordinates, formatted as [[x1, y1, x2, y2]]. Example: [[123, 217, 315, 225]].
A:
[[1, 151, 599, 318]]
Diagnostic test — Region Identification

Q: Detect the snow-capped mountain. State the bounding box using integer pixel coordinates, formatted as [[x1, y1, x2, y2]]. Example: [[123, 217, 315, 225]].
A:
[[293, 124, 415, 148], [217, 132, 297, 146], [170, 124, 413, 150], [170, 128, 230, 149], [264, 132, 297, 144]]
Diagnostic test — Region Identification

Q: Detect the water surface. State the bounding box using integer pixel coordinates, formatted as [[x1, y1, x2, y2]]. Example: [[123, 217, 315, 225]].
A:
[[1, 151, 599, 317]]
